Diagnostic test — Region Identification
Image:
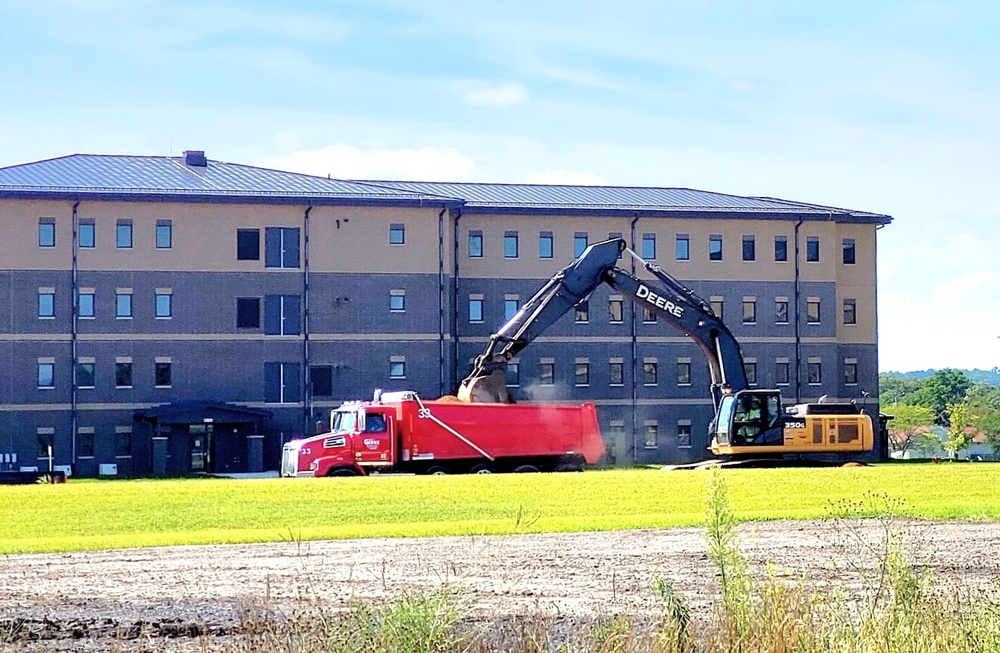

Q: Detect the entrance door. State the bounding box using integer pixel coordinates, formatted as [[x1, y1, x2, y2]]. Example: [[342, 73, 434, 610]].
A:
[[189, 424, 213, 472]]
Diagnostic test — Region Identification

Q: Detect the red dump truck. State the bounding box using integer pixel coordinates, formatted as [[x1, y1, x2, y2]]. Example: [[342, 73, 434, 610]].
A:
[[281, 391, 604, 477]]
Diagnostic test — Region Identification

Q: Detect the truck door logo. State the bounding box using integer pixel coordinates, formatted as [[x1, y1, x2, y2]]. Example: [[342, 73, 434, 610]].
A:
[[636, 284, 684, 318], [363, 438, 381, 450]]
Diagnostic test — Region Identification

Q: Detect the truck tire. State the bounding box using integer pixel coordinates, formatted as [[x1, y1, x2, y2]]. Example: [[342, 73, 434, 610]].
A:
[[426, 466, 450, 475], [470, 464, 494, 474], [328, 467, 358, 477], [513, 465, 540, 473]]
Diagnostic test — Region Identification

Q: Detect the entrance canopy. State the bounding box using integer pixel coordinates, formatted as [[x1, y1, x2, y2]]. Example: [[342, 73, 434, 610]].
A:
[[136, 401, 272, 426]]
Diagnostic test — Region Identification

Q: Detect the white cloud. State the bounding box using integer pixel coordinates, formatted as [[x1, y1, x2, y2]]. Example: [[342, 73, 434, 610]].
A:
[[459, 82, 529, 108], [523, 169, 607, 186], [257, 144, 477, 181]]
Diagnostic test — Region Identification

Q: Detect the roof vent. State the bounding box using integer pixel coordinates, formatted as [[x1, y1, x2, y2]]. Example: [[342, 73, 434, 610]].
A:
[[183, 150, 207, 167]]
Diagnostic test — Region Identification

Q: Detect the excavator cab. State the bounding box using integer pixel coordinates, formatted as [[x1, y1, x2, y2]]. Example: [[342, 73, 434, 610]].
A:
[[714, 390, 784, 447]]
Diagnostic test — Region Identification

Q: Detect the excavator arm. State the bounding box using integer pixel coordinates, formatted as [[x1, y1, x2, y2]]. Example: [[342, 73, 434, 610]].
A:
[[457, 238, 748, 406]]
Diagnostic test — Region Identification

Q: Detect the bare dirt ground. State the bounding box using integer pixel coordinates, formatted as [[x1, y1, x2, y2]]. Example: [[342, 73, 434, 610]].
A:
[[2, 519, 999, 651]]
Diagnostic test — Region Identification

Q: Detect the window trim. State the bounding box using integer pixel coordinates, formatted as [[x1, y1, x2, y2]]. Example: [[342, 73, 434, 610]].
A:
[[116, 220, 133, 249], [38, 219, 56, 248]]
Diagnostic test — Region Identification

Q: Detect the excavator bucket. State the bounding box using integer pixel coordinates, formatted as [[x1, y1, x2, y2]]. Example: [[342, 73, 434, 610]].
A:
[[457, 370, 512, 404]]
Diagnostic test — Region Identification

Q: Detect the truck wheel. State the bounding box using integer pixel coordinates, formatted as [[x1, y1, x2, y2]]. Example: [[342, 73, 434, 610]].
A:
[[426, 466, 450, 475], [470, 464, 494, 474], [328, 467, 358, 477], [513, 465, 540, 473]]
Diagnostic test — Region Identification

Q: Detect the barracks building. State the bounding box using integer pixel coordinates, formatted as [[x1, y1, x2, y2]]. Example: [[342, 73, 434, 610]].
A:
[[0, 151, 891, 476]]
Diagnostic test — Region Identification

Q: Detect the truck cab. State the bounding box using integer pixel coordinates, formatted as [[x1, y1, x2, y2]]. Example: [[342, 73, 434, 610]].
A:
[[281, 404, 396, 477]]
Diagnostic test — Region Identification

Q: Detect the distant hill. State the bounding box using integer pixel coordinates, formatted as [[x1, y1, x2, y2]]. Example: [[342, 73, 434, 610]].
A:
[[881, 368, 1000, 385]]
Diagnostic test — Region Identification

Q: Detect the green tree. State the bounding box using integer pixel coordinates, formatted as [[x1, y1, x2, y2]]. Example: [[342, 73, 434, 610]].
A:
[[909, 369, 972, 425], [978, 410, 1000, 457], [878, 373, 924, 410], [885, 404, 937, 455], [942, 403, 978, 459]]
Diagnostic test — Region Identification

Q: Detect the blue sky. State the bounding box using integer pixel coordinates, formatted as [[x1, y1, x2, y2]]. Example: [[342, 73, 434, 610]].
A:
[[2, 0, 998, 373]]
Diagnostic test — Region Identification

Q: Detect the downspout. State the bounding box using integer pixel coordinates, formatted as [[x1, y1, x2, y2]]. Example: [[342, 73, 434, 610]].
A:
[[629, 214, 639, 462], [793, 218, 803, 403], [71, 201, 80, 466], [437, 208, 447, 397], [451, 208, 463, 392], [302, 205, 312, 435], [874, 222, 888, 461]]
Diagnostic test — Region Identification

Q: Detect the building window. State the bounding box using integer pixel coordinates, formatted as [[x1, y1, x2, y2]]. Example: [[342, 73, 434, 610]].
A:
[[115, 362, 133, 388], [264, 362, 301, 403], [389, 357, 406, 379], [742, 298, 756, 324], [709, 235, 723, 261], [775, 360, 790, 386], [806, 236, 820, 262], [237, 229, 260, 260], [38, 290, 55, 318], [808, 360, 822, 385], [38, 219, 55, 247], [710, 298, 724, 320], [574, 232, 588, 257], [742, 235, 756, 261], [389, 290, 405, 313], [745, 361, 758, 386], [155, 362, 172, 387], [265, 227, 300, 269], [77, 429, 95, 458], [506, 362, 520, 387], [807, 298, 821, 324], [469, 297, 484, 323], [310, 365, 333, 397], [677, 361, 691, 386], [844, 361, 858, 385], [155, 291, 172, 318], [676, 234, 690, 261], [843, 298, 857, 325], [389, 223, 405, 245], [643, 360, 658, 385], [609, 360, 624, 386], [775, 299, 789, 324], [116, 292, 132, 318], [539, 232, 553, 259], [78, 291, 95, 318], [236, 297, 261, 328], [468, 231, 483, 258], [642, 306, 657, 323], [76, 362, 95, 388], [843, 238, 856, 265], [504, 298, 519, 321], [774, 236, 788, 262], [37, 431, 54, 459], [677, 421, 692, 448], [504, 231, 519, 258], [156, 220, 172, 249], [79, 220, 95, 248], [644, 422, 658, 448], [540, 361, 555, 385], [575, 300, 589, 323], [116, 429, 132, 457], [116, 220, 133, 248], [264, 295, 301, 336], [642, 233, 656, 260], [575, 360, 590, 386], [38, 362, 55, 388], [609, 297, 624, 323]]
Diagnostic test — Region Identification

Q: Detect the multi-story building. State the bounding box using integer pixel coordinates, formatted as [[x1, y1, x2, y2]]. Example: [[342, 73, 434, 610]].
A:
[[0, 151, 891, 476]]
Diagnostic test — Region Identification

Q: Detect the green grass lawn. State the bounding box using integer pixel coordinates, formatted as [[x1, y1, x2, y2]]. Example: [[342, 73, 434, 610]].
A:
[[1, 464, 998, 554]]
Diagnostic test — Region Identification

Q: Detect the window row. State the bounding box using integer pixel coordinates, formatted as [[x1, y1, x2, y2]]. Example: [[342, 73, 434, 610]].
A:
[[470, 295, 859, 326], [36, 358, 172, 389], [34, 427, 132, 459], [470, 230, 858, 265], [38, 289, 174, 319], [266, 357, 409, 403], [500, 357, 860, 388], [38, 218, 172, 249]]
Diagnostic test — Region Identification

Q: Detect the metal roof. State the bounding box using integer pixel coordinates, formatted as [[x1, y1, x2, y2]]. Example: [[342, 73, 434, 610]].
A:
[[0, 153, 891, 223], [358, 180, 891, 222], [0, 154, 455, 205]]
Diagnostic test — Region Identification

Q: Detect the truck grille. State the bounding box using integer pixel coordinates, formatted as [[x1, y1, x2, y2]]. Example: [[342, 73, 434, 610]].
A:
[[280, 445, 298, 477]]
